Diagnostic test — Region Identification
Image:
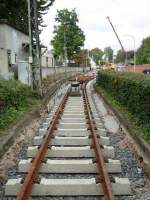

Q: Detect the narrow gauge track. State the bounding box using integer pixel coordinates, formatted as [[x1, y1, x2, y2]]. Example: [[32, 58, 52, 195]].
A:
[[5, 82, 130, 199]]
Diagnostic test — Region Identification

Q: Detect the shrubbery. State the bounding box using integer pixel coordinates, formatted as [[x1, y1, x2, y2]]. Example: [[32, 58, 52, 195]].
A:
[[97, 71, 150, 126], [0, 78, 40, 129], [0, 79, 31, 112]]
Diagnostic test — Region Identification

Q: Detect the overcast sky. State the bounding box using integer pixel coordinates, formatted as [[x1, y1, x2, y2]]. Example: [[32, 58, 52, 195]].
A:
[[41, 0, 150, 53]]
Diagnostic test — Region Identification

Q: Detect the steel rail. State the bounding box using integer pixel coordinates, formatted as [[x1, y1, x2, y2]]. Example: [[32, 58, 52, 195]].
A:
[[16, 89, 69, 200], [82, 84, 115, 200]]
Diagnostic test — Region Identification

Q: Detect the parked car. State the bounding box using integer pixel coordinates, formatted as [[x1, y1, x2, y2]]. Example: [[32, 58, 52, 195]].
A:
[[143, 68, 150, 74], [117, 64, 126, 71]]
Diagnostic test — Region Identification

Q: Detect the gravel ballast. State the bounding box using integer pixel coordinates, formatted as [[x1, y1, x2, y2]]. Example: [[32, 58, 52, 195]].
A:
[[0, 81, 150, 200]]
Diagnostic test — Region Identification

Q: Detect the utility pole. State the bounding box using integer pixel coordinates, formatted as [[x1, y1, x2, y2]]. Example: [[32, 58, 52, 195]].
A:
[[33, 0, 42, 95], [82, 46, 85, 73], [27, 0, 33, 89], [84, 49, 88, 72], [64, 31, 68, 80], [85, 50, 88, 69], [27, 0, 43, 96]]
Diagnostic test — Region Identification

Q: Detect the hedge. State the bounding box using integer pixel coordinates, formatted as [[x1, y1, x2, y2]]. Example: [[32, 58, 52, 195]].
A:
[[97, 71, 150, 125], [0, 78, 31, 113], [0, 78, 41, 129]]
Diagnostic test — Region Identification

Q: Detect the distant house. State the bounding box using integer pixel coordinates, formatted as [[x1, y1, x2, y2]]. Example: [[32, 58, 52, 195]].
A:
[[41, 50, 55, 79], [0, 21, 29, 78], [41, 50, 55, 68]]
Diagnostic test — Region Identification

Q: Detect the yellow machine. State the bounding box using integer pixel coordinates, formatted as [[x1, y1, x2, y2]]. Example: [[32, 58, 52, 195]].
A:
[[106, 63, 116, 70]]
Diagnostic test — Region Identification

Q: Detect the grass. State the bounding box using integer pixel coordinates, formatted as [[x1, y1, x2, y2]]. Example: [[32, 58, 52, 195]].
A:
[[94, 83, 150, 143]]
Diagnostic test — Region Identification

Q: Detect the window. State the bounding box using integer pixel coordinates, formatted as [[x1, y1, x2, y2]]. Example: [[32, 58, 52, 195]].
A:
[[7, 50, 11, 67], [15, 54, 17, 63], [46, 57, 48, 67]]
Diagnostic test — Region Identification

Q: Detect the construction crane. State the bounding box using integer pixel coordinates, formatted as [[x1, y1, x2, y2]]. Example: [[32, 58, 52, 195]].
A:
[[106, 16, 127, 64]]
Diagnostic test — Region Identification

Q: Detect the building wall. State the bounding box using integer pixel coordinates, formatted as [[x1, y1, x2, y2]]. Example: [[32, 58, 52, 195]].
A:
[[1, 24, 29, 61], [0, 24, 29, 74], [127, 64, 150, 73], [0, 24, 57, 81], [0, 25, 6, 49], [0, 49, 8, 73], [18, 65, 87, 85]]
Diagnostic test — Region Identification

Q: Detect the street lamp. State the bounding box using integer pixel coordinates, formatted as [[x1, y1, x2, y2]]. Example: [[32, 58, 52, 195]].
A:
[[124, 34, 136, 72]]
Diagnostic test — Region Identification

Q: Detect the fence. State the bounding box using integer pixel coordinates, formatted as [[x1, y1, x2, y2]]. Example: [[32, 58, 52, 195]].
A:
[[42, 66, 87, 79], [17, 62, 89, 85]]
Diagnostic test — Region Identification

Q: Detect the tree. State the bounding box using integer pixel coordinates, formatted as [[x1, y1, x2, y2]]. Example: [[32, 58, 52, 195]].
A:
[[115, 50, 134, 64], [51, 9, 85, 61], [0, 0, 55, 34], [104, 46, 113, 62], [136, 36, 150, 64], [126, 50, 134, 64], [73, 49, 90, 67], [115, 49, 125, 63], [89, 48, 103, 65]]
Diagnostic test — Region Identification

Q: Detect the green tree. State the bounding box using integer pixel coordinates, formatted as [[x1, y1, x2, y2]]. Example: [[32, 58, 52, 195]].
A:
[[0, 0, 55, 34], [89, 48, 103, 65], [115, 49, 125, 63], [126, 50, 134, 64], [115, 50, 134, 64], [136, 36, 150, 64], [51, 9, 85, 61], [104, 46, 113, 62]]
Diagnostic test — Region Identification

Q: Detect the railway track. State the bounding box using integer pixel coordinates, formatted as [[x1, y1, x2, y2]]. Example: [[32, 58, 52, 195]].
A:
[[5, 81, 130, 199]]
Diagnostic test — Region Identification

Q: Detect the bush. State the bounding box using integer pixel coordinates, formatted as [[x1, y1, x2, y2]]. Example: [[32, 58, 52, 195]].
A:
[[97, 71, 150, 125], [0, 78, 41, 129], [0, 78, 31, 112]]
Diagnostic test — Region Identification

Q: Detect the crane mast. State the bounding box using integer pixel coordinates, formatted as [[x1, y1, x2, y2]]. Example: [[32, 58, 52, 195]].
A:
[[106, 16, 126, 54]]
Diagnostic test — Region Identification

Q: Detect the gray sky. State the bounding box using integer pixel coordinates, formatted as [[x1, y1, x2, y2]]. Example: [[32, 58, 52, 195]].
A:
[[41, 0, 150, 52]]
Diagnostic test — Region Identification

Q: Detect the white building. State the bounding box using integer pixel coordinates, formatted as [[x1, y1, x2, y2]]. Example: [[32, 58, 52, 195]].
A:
[[0, 22, 29, 78], [41, 50, 55, 79], [0, 22, 54, 81], [41, 50, 54, 68]]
